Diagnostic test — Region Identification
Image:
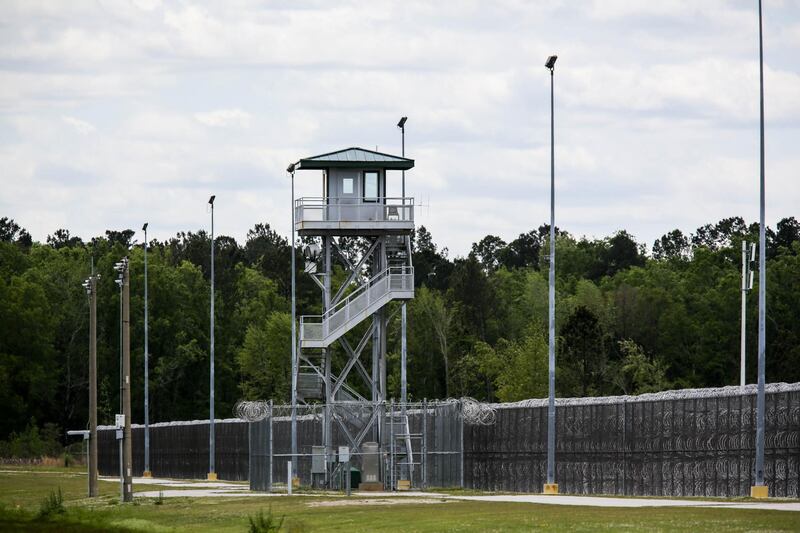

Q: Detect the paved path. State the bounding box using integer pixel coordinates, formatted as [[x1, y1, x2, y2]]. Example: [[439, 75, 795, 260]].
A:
[[103, 477, 800, 512]]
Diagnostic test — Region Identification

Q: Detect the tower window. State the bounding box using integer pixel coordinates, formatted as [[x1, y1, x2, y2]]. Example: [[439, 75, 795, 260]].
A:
[[363, 171, 379, 202]]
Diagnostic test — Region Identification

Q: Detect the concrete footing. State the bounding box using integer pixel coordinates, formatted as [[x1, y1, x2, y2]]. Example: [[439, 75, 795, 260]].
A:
[[142, 471, 152, 478], [750, 485, 769, 499], [543, 483, 559, 495], [206, 472, 217, 481]]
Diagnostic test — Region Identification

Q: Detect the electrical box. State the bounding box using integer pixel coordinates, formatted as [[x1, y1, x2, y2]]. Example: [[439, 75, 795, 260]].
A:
[[361, 442, 380, 483], [338, 446, 350, 463], [311, 445, 326, 474]]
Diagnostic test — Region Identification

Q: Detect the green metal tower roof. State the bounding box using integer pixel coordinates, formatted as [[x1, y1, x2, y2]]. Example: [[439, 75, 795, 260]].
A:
[[295, 147, 414, 170]]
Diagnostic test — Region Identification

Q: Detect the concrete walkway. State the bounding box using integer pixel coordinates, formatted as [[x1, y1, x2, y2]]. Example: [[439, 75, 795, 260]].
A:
[[103, 477, 800, 512]]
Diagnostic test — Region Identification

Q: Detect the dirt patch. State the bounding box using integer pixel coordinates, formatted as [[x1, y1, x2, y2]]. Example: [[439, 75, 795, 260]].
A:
[[308, 498, 450, 507]]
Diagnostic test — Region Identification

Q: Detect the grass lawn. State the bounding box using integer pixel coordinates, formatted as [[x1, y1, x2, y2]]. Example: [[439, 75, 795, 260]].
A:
[[1, 466, 798, 532]]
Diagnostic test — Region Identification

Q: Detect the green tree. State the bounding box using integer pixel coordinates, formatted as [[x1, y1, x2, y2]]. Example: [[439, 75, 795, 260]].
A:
[[612, 340, 670, 395], [237, 312, 292, 401], [495, 330, 548, 402], [559, 306, 606, 396]]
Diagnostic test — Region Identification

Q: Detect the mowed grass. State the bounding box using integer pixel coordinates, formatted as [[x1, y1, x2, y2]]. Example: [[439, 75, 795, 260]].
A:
[[1, 466, 798, 532]]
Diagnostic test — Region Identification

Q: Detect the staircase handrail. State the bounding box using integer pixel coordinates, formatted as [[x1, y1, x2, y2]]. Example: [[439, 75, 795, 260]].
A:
[[301, 265, 413, 325]]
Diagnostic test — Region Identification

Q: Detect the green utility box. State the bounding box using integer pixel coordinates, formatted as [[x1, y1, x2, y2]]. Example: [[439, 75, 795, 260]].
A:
[[349, 467, 361, 488]]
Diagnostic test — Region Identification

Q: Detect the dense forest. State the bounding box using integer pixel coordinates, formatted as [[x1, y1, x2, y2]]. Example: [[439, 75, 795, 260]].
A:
[[1, 215, 799, 452]]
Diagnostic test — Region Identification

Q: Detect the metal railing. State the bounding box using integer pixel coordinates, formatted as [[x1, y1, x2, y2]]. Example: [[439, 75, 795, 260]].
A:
[[295, 197, 414, 226], [300, 266, 414, 344]]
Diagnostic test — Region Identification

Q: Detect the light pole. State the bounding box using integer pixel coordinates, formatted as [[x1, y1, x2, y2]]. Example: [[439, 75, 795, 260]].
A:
[[114, 257, 132, 502], [208, 195, 216, 481], [142, 222, 151, 478], [398, 115, 410, 485], [288, 163, 298, 482], [397, 116, 408, 407], [752, 0, 768, 499], [544, 54, 558, 495], [115, 269, 124, 501], [740, 241, 755, 387], [82, 270, 99, 497]]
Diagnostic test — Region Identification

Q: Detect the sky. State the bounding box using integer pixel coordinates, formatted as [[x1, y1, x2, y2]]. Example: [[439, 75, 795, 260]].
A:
[[1, 0, 798, 256]]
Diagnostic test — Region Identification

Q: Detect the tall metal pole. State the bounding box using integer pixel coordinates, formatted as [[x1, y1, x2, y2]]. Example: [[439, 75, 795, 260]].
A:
[[323, 237, 332, 486], [753, 0, 767, 496], [399, 118, 408, 410], [209, 197, 216, 480], [289, 168, 298, 480], [400, 115, 409, 480], [117, 271, 123, 500], [143, 223, 150, 477], [740, 241, 747, 387], [88, 272, 98, 497], [545, 56, 557, 493], [122, 260, 132, 502]]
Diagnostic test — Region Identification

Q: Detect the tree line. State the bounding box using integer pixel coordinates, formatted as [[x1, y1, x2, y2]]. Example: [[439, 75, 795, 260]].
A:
[[1, 215, 799, 451]]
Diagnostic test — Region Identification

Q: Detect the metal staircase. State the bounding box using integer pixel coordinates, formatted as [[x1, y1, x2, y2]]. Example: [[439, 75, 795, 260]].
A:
[[300, 265, 414, 349]]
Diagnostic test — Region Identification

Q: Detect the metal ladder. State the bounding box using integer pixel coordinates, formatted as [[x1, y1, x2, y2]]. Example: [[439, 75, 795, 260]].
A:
[[386, 402, 422, 490]]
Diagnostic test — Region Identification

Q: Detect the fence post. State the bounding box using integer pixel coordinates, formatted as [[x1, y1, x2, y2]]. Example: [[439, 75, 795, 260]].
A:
[[268, 400, 273, 492], [422, 398, 427, 490], [287, 461, 292, 495], [389, 398, 395, 491], [459, 400, 465, 489]]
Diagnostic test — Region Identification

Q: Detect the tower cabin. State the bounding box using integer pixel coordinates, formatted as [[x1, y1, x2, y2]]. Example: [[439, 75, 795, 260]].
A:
[[293, 147, 415, 236]]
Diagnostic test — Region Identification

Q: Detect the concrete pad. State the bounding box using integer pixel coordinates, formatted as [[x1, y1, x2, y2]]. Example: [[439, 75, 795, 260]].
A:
[[136, 489, 265, 498], [448, 494, 800, 512], [115, 475, 800, 512]]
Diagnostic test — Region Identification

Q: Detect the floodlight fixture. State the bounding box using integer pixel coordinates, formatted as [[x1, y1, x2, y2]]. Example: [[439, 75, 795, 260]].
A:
[[304, 243, 321, 261], [287, 163, 296, 174], [142, 222, 148, 232], [545, 55, 557, 69], [208, 195, 215, 206], [397, 116, 407, 129]]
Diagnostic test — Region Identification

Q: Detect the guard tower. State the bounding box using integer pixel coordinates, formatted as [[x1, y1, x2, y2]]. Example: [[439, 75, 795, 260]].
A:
[[292, 147, 415, 488]]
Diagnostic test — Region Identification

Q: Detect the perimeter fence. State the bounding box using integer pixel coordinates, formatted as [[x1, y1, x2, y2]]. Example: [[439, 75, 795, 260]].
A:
[[465, 383, 799, 497], [97, 383, 800, 497]]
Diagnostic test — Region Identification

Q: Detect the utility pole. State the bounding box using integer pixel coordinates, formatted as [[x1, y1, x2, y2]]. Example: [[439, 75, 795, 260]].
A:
[[83, 269, 99, 497], [544, 54, 558, 495], [208, 196, 217, 481], [142, 222, 151, 477], [115, 270, 123, 500], [115, 257, 133, 502]]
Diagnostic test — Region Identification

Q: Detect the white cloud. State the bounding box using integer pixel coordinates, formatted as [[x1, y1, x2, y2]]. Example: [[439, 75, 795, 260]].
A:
[[61, 115, 96, 135], [194, 109, 252, 128], [0, 0, 798, 255]]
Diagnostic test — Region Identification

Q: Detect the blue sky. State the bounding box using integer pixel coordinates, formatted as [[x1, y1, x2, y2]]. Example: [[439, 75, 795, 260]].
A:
[[1, 0, 798, 255]]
